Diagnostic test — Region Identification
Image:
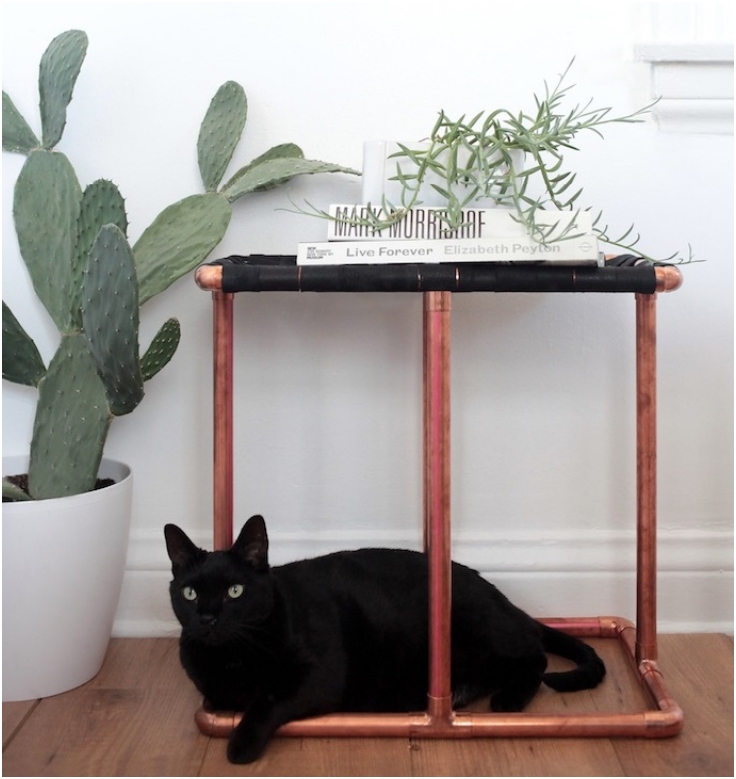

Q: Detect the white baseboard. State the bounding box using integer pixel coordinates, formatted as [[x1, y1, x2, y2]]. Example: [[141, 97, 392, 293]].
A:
[[114, 528, 733, 637]]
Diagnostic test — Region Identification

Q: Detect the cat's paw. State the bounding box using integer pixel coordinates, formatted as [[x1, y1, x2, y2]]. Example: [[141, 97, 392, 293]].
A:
[[227, 739, 264, 764], [226, 729, 269, 764]]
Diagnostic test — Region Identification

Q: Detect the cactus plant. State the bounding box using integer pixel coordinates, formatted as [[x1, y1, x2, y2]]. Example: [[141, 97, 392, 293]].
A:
[[2, 29, 357, 501]]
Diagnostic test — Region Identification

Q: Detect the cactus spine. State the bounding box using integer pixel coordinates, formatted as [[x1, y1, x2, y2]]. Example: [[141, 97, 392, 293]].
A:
[[2, 29, 357, 500]]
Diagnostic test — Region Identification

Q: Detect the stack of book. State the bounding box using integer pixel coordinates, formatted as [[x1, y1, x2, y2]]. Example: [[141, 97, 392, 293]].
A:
[[296, 205, 601, 267]]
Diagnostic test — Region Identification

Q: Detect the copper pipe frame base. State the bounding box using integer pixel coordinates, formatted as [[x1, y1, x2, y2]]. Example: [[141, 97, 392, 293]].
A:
[[194, 616, 683, 740]]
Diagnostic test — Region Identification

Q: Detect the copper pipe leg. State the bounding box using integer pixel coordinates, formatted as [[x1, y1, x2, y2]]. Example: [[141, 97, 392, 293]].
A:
[[635, 293, 658, 664], [423, 291, 453, 721], [213, 292, 234, 550]]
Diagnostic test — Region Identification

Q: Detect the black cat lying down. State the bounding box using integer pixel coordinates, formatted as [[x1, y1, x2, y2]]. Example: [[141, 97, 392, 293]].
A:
[[165, 515, 605, 764]]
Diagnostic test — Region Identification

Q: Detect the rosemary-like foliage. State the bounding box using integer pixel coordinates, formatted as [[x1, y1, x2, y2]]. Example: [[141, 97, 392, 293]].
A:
[[303, 62, 696, 264]]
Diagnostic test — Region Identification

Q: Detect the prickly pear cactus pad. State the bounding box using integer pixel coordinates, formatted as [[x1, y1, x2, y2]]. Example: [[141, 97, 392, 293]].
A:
[[141, 318, 181, 382], [29, 334, 111, 500], [198, 81, 247, 193], [82, 225, 144, 416], [2, 302, 46, 387], [221, 155, 357, 201], [13, 149, 83, 331], [39, 29, 88, 149], [133, 193, 232, 305], [72, 179, 128, 326], [2, 91, 40, 153]]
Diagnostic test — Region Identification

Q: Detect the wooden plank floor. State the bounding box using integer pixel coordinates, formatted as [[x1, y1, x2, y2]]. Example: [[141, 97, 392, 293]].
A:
[[2, 634, 732, 776]]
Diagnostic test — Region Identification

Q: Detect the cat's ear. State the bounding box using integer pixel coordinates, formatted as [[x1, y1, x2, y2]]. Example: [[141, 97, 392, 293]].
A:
[[232, 514, 269, 571], [164, 524, 205, 572]]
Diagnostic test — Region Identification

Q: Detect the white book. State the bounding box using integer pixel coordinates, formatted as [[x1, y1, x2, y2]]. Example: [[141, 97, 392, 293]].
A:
[[297, 235, 601, 266], [326, 204, 594, 243]]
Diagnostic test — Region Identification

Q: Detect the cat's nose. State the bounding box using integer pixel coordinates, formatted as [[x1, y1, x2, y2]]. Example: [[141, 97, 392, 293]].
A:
[[199, 613, 218, 626]]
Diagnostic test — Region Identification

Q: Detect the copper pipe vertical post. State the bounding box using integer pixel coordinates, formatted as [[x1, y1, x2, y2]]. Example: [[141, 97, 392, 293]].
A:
[[635, 292, 657, 664], [213, 292, 234, 550], [423, 291, 453, 722]]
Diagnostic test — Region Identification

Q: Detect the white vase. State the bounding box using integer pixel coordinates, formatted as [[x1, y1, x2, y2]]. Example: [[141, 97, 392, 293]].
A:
[[2, 455, 133, 701], [361, 140, 523, 210]]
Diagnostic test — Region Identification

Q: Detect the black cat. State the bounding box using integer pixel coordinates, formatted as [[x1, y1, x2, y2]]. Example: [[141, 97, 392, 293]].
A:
[[165, 515, 605, 763]]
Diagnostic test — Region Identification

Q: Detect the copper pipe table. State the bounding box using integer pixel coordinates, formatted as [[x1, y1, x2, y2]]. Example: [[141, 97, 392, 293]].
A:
[[194, 257, 684, 740]]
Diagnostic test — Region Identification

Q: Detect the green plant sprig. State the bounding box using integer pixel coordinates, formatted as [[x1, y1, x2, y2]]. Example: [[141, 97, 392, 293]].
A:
[[294, 61, 698, 264]]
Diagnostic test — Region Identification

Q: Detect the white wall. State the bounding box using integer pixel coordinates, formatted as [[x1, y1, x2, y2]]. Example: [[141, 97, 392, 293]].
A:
[[2, 2, 733, 635]]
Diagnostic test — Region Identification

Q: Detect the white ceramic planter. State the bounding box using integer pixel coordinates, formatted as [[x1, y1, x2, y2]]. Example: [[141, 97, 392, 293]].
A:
[[2, 456, 133, 701]]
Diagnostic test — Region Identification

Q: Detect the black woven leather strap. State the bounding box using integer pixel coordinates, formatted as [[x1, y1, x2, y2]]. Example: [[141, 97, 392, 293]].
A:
[[210, 255, 659, 294]]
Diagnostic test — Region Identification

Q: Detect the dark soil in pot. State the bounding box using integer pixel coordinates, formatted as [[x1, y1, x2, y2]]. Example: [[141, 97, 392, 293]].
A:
[[3, 474, 116, 502]]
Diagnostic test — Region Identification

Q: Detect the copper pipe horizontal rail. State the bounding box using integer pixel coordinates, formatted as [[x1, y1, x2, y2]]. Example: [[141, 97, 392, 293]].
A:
[[196, 707, 683, 740], [194, 615, 683, 741]]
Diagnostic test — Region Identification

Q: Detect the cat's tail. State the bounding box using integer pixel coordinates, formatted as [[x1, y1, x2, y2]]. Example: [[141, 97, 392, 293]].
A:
[[539, 624, 606, 692]]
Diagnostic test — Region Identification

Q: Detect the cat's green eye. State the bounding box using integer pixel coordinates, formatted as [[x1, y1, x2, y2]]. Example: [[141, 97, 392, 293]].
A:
[[182, 586, 197, 601], [227, 584, 244, 599]]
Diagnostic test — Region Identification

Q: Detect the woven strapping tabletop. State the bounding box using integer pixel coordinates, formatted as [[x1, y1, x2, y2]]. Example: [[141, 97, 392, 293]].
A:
[[195, 255, 684, 295]]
